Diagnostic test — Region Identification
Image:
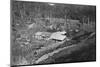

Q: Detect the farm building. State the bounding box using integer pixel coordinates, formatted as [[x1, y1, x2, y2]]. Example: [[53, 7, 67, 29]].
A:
[[34, 32, 51, 40], [48, 31, 67, 41]]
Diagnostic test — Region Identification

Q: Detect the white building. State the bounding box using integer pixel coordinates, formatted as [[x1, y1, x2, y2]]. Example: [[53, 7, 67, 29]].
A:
[[48, 31, 66, 41]]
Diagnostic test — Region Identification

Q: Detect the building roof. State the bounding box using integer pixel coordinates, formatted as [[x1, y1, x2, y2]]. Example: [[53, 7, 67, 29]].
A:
[[35, 32, 43, 36], [55, 31, 66, 35], [49, 31, 66, 41]]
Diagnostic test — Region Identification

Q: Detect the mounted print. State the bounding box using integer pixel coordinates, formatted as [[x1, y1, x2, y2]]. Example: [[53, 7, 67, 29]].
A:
[[11, 0, 96, 66]]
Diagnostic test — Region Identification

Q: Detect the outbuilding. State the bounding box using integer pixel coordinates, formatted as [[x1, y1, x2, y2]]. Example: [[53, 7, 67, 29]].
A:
[[48, 31, 67, 41]]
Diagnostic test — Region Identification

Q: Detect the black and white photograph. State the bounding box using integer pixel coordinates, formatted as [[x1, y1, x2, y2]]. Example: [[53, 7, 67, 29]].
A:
[[11, 0, 96, 66]]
